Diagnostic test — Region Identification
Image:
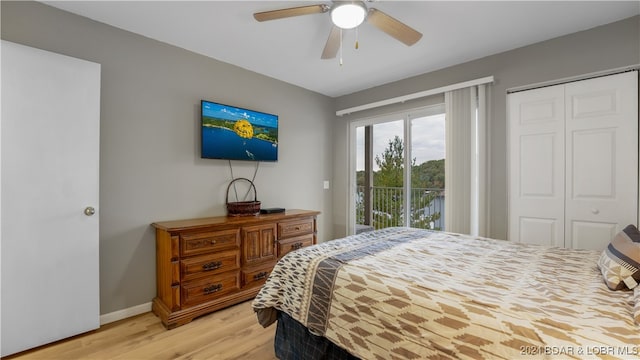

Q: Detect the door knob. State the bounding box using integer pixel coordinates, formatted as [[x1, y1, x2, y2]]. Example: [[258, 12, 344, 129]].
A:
[[84, 206, 96, 216]]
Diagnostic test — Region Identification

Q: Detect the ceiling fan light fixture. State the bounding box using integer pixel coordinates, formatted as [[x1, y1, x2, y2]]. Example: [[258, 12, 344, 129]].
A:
[[331, 2, 366, 29]]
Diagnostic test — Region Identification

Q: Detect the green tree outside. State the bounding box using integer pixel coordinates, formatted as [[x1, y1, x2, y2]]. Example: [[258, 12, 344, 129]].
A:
[[357, 135, 443, 230]]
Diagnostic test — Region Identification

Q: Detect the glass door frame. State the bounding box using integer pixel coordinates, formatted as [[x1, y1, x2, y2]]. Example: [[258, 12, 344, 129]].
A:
[[347, 104, 446, 235]]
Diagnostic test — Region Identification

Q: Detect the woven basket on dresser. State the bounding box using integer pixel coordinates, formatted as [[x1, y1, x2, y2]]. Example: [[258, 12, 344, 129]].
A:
[[225, 177, 261, 216]]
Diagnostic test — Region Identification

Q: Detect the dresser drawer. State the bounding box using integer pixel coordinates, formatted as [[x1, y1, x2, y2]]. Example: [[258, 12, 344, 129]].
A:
[[242, 263, 276, 289], [181, 250, 240, 282], [181, 229, 240, 257], [278, 233, 314, 258], [278, 218, 314, 239], [181, 272, 240, 307]]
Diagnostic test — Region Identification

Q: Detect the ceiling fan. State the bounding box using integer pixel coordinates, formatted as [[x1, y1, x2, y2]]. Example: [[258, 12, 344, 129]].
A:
[[253, 1, 423, 60]]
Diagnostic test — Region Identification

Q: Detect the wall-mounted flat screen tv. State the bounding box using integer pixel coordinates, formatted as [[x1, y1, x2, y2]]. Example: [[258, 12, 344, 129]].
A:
[[201, 100, 278, 162]]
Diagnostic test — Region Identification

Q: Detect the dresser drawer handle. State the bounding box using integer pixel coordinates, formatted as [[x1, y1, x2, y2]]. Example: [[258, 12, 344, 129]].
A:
[[253, 271, 269, 281], [210, 240, 217, 245], [291, 242, 304, 250], [203, 284, 222, 295], [202, 261, 222, 271]]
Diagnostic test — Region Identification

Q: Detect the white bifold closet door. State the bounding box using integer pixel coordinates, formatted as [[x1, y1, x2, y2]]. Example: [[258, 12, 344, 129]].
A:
[[508, 71, 638, 250], [1, 41, 100, 356]]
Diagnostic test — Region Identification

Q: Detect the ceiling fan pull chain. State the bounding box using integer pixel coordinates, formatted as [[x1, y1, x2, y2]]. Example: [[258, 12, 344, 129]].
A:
[[339, 28, 343, 66], [355, 27, 359, 50]]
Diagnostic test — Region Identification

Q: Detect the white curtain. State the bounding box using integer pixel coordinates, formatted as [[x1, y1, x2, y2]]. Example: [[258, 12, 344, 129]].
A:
[[445, 85, 489, 236]]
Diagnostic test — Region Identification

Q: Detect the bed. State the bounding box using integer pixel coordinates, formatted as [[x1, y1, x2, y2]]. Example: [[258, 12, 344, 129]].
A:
[[252, 227, 640, 359]]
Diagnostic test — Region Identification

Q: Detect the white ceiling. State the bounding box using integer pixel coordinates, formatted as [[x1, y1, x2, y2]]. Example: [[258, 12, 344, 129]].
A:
[[42, 1, 639, 97]]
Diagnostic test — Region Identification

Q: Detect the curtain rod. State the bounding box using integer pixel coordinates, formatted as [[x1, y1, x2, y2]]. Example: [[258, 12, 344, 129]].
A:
[[336, 76, 494, 116]]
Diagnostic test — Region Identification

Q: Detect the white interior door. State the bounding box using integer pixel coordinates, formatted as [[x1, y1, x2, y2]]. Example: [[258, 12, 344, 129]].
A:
[[1, 41, 100, 356], [564, 72, 638, 250], [508, 85, 565, 247]]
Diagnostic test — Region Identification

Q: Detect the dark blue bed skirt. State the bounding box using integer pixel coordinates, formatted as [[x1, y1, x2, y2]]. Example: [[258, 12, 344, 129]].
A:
[[275, 311, 360, 360]]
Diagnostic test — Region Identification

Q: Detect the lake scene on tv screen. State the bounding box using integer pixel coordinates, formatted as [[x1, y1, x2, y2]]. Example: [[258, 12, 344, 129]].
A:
[[201, 101, 278, 161]]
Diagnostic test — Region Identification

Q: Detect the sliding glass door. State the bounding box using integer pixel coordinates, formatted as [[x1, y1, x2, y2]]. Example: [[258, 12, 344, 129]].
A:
[[350, 105, 445, 234], [355, 119, 405, 232], [409, 112, 445, 229]]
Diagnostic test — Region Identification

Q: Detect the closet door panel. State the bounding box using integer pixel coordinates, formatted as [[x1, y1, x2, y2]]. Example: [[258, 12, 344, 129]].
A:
[[519, 217, 559, 247], [571, 221, 618, 250], [520, 133, 556, 197], [508, 85, 565, 246], [571, 128, 615, 198], [565, 72, 638, 250]]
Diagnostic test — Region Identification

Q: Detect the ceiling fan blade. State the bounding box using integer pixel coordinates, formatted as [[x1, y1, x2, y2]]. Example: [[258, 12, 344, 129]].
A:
[[254, 4, 329, 22], [366, 8, 423, 46], [321, 26, 341, 59]]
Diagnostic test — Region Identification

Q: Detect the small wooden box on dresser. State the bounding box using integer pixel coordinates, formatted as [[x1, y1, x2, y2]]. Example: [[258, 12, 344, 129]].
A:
[[151, 209, 319, 329]]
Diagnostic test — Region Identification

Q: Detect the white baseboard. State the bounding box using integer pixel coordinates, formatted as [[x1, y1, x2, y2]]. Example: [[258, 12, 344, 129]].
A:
[[100, 302, 152, 325]]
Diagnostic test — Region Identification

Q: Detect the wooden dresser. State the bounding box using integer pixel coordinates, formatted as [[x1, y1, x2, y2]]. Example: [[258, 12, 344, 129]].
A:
[[151, 209, 319, 329]]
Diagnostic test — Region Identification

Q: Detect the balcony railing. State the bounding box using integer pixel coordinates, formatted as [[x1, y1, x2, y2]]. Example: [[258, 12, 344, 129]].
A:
[[356, 186, 445, 230]]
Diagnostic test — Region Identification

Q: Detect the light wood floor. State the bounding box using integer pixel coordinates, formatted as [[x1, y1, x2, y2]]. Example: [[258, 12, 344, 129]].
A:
[[4, 300, 277, 360]]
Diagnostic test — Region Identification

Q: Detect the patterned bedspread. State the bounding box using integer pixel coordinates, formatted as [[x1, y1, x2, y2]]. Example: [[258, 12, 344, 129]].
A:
[[252, 227, 640, 359]]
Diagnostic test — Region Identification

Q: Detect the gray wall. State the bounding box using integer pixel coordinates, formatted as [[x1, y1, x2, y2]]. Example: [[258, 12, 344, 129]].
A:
[[332, 15, 640, 240], [1, 1, 335, 315]]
